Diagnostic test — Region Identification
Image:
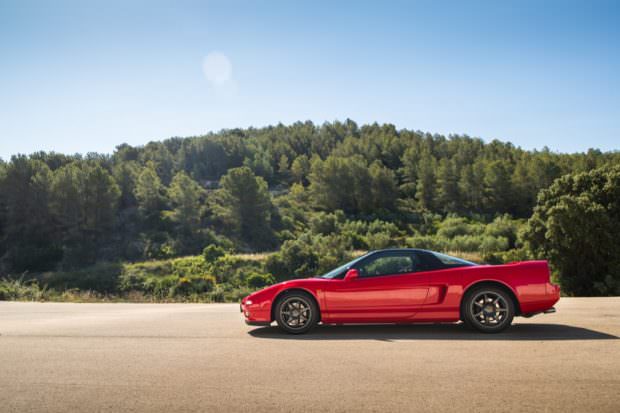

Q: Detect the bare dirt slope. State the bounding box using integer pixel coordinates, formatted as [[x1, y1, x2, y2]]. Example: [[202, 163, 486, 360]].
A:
[[1, 298, 619, 412]]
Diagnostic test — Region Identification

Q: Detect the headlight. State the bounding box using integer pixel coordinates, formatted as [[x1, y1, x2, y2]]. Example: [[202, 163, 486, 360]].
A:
[[245, 300, 253, 305]]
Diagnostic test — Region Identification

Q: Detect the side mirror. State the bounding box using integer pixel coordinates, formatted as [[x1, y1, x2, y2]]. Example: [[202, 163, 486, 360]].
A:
[[344, 268, 359, 281]]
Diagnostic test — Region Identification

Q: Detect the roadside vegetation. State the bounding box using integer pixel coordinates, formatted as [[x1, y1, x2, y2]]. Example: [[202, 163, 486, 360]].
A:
[[1, 121, 619, 300]]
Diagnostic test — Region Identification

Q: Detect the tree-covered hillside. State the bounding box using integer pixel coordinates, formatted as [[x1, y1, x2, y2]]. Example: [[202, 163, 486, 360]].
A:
[[1, 120, 619, 297]]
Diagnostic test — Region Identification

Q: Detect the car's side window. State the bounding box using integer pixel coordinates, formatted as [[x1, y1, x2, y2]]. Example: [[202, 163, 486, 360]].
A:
[[356, 253, 418, 278], [417, 251, 446, 271]]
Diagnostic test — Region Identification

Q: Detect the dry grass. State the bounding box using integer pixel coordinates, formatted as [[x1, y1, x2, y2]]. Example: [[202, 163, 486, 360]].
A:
[[232, 249, 482, 263], [445, 251, 483, 263], [352, 249, 482, 263], [233, 252, 274, 261]]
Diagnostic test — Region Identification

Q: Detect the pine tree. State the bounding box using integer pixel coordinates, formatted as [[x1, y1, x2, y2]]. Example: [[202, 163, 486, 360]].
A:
[[436, 158, 459, 212], [214, 167, 273, 249], [167, 171, 205, 231], [135, 162, 166, 217], [415, 155, 437, 210]]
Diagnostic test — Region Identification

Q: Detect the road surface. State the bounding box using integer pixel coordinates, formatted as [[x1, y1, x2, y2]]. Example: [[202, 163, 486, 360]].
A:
[[1, 298, 619, 412]]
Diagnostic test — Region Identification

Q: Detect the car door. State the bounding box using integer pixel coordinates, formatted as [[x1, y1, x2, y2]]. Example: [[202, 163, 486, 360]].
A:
[[411, 250, 468, 321], [323, 251, 430, 322]]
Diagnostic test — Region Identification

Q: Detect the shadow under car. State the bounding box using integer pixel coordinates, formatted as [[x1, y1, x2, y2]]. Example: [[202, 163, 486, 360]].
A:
[[248, 322, 618, 341]]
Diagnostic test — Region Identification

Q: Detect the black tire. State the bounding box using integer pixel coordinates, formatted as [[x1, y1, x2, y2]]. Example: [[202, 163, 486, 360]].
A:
[[462, 286, 515, 333], [274, 291, 319, 334]]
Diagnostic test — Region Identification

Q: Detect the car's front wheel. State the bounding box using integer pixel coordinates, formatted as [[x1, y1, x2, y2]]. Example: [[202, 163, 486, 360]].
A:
[[463, 286, 515, 333], [274, 292, 319, 334]]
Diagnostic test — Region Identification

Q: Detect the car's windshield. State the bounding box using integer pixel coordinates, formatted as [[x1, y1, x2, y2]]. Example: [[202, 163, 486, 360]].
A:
[[318, 253, 371, 279]]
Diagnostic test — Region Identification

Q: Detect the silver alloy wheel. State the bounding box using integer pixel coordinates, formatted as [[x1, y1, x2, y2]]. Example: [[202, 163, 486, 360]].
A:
[[279, 297, 312, 330], [470, 291, 509, 327]]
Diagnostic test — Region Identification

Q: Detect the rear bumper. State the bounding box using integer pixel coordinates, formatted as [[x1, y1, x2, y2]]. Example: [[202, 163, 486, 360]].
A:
[[522, 306, 556, 318], [547, 283, 561, 300], [519, 282, 560, 316]]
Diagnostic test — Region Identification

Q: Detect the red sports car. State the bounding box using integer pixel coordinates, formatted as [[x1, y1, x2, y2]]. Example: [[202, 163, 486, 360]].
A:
[[241, 249, 560, 334]]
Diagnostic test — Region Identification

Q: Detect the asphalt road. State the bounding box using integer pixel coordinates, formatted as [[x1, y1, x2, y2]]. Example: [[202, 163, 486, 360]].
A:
[[1, 298, 619, 413]]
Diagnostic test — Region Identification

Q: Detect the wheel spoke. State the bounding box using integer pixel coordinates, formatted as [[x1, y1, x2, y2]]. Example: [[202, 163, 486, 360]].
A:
[[469, 290, 512, 329], [279, 298, 313, 329]]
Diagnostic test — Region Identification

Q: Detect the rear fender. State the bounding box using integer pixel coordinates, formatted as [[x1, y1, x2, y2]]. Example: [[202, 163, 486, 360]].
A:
[[460, 279, 522, 317]]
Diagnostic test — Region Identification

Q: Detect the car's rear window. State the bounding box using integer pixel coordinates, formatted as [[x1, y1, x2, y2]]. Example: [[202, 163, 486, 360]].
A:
[[431, 251, 477, 267]]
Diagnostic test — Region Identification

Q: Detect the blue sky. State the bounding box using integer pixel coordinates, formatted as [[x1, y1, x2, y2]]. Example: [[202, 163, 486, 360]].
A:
[[1, 0, 619, 159]]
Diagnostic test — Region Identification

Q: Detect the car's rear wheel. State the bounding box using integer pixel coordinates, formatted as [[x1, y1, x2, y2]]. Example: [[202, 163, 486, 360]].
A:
[[463, 286, 514, 333], [274, 292, 319, 334]]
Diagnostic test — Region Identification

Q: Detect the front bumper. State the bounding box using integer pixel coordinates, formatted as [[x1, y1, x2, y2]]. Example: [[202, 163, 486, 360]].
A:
[[245, 319, 272, 326], [240, 299, 271, 325]]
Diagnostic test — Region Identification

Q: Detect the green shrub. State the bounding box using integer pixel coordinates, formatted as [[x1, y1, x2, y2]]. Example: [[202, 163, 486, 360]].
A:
[[119, 256, 210, 295], [207, 285, 226, 302], [197, 229, 235, 252], [246, 272, 275, 288], [142, 233, 178, 259], [339, 220, 368, 236], [366, 232, 394, 250], [446, 235, 482, 252], [340, 229, 368, 250], [171, 256, 208, 278], [366, 220, 400, 237], [0, 283, 9, 300], [436, 216, 483, 238], [123, 260, 173, 278], [265, 234, 320, 280], [523, 165, 620, 296], [224, 286, 254, 302], [0, 278, 49, 301], [143, 275, 178, 298], [308, 211, 343, 235], [203, 245, 226, 263], [483, 247, 531, 265], [210, 254, 262, 284], [39, 262, 122, 293], [118, 260, 173, 293], [265, 232, 352, 281], [484, 215, 523, 249], [118, 270, 146, 292], [479, 235, 509, 254], [500, 247, 531, 263], [406, 235, 448, 251], [172, 275, 216, 296]]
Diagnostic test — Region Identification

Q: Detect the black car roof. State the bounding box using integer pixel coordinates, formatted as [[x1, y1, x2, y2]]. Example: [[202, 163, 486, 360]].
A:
[[366, 248, 478, 266], [368, 248, 433, 254]]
